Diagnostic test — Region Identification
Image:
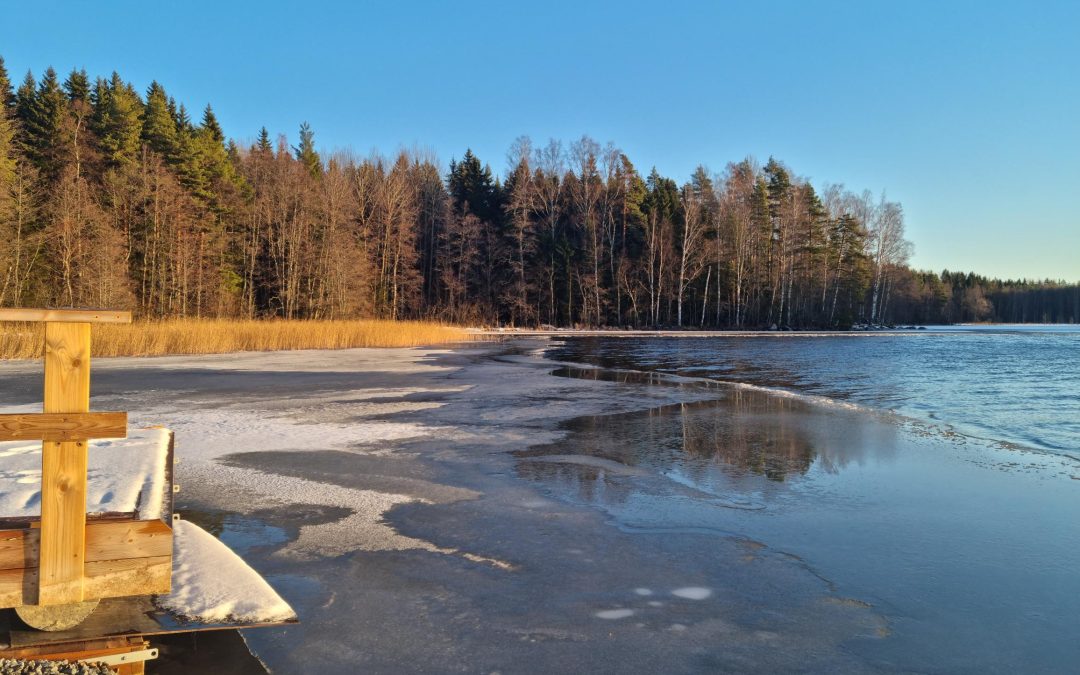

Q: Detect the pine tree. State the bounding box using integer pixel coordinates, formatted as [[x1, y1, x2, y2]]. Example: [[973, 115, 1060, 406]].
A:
[[175, 103, 192, 133], [293, 122, 320, 177], [0, 103, 16, 186], [201, 104, 224, 143], [14, 71, 35, 122], [256, 126, 272, 153], [142, 81, 177, 159], [93, 73, 142, 166], [173, 121, 209, 199], [447, 149, 499, 223], [226, 139, 240, 164], [16, 68, 68, 176], [63, 69, 90, 103], [0, 57, 13, 114]]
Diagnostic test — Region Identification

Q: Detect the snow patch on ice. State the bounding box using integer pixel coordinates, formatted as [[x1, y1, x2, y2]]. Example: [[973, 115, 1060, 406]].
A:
[[159, 519, 296, 624], [595, 609, 635, 620], [184, 463, 512, 570], [131, 403, 437, 464]]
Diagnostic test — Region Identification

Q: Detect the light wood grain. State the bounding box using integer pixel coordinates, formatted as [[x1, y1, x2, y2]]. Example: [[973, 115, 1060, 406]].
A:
[[0, 412, 127, 442], [83, 555, 171, 600], [0, 520, 172, 573], [0, 528, 38, 571], [0, 556, 172, 607], [39, 322, 91, 606], [0, 308, 132, 324], [84, 520, 172, 563], [0, 520, 173, 608]]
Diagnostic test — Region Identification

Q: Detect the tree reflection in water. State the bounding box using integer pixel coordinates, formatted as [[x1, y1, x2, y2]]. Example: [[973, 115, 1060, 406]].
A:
[[517, 382, 887, 507]]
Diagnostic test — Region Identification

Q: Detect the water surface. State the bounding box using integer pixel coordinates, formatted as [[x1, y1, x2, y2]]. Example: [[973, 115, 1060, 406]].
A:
[[524, 328, 1080, 672]]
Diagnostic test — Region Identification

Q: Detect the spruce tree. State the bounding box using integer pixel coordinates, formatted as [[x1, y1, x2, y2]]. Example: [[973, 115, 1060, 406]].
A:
[[13, 72, 36, 143], [256, 126, 272, 153], [201, 104, 224, 143], [226, 139, 240, 163], [175, 102, 192, 132], [0, 57, 13, 114], [293, 122, 321, 177], [93, 73, 142, 166], [448, 149, 500, 223], [0, 104, 16, 184], [63, 69, 90, 103], [173, 121, 209, 198], [142, 81, 177, 159], [18, 68, 68, 175]]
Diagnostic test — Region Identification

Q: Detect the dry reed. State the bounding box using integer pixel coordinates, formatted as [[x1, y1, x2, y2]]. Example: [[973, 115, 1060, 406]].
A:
[[0, 318, 472, 360]]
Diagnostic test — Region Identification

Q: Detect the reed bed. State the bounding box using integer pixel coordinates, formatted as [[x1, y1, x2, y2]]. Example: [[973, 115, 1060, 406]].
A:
[[0, 318, 473, 359]]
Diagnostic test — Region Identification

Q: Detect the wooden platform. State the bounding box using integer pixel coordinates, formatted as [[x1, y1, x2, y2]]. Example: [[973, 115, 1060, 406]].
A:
[[0, 428, 297, 669], [0, 521, 298, 671]]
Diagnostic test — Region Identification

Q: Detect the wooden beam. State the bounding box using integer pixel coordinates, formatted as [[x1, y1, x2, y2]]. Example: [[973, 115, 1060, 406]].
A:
[[0, 308, 132, 324], [0, 520, 173, 607], [0, 520, 172, 572], [0, 556, 172, 608], [0, 412, 128, 442], [39, 322, 91, 606], [83, 520, 172, 564]]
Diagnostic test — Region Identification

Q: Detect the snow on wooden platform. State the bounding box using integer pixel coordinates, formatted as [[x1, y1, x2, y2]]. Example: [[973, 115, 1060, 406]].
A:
[[159, 520, 295, 624], [0, 428, 171, 521], [0, 425, 295, 630]]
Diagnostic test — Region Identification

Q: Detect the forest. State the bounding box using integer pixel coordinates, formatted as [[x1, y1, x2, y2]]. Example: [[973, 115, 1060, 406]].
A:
[[1, 59, 1077, 328]]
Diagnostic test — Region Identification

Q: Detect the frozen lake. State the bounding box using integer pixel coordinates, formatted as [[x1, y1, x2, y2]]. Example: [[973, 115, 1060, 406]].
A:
[[1, 335, 1075, 672]]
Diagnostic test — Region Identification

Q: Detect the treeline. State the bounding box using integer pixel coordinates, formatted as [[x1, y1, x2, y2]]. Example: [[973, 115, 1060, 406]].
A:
[[0, 59, 1075, 327], [888, 270, 1080, 324]]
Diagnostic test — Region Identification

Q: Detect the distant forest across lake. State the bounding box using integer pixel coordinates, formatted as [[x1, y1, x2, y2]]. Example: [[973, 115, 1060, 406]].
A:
[[1, 59, 1076, 327]]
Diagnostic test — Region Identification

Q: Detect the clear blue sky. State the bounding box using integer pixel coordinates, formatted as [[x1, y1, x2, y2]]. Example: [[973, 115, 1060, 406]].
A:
[[2, 0, 1078, 281]]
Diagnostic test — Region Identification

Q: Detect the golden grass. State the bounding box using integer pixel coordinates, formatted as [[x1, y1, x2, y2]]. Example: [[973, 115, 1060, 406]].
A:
[[0, 318, 473, 359]]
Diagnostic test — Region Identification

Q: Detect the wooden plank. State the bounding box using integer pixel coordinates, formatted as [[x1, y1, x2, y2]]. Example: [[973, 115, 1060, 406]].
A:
[[0, 308, 132, 324], [1, 635, 141, 663], [82, 556, 172, 600], [4, 635, 139, 661], [44, 322, 91, 412], [0, 556, 171, 608], [40, 322, 91, 606], [0, 412, 127, 442], [85, 520, 172, 563], [0, 564, 36, 607], [0, 528, 38, 572], [0, 520, 172, 572]]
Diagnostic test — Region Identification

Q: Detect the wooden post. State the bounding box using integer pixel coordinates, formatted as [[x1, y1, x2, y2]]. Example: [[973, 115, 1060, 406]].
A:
[[39, 322, 91, 606]]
